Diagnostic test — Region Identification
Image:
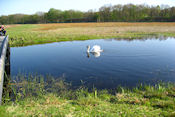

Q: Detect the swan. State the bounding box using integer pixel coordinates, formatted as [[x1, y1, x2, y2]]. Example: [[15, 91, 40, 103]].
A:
[[87, 45, 103, 53], [86, 45, 103, 58]]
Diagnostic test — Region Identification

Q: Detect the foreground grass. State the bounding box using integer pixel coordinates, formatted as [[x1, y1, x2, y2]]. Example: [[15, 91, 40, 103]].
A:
[[6, 22, 175, 47], [1, 75, 175, 116]]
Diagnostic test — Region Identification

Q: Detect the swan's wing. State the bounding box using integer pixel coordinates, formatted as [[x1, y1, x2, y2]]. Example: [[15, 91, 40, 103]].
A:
[[91, 45, 101, 52]]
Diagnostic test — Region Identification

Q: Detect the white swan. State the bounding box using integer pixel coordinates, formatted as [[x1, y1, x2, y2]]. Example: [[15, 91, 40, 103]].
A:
[[86, 45, 103, 58], [87, 45, 103, 53]]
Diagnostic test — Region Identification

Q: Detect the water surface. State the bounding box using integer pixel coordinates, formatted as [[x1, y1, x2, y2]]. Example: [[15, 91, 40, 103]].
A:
[[11, 38, 175, 89]]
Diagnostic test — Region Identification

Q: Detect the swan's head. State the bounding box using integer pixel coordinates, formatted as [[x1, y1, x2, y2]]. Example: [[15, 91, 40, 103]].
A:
[[87, 45, 90, 52], [87, 45, 90, 49]]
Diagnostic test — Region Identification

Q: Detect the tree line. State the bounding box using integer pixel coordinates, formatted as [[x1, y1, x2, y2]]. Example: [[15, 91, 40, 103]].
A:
[[0, 4, 175, 24]]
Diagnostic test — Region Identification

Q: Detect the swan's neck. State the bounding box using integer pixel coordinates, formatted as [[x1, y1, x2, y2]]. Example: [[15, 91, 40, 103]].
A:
[[87, 46, 90, 52]]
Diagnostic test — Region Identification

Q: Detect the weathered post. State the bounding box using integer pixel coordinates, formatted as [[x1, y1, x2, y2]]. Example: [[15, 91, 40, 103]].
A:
[[0, 36, 9, 104]]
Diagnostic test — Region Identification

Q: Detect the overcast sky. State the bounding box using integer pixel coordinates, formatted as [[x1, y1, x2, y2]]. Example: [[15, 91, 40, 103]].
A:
[[0, 0, 175, 15]]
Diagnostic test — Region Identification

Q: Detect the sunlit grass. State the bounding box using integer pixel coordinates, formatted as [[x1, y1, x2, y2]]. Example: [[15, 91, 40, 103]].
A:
[[1, 74, 175, 116], [6, 22, 175, 47]]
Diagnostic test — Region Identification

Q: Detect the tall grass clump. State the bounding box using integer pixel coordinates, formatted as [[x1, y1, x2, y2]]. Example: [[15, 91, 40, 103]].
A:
[[2, 74, 71, 103]]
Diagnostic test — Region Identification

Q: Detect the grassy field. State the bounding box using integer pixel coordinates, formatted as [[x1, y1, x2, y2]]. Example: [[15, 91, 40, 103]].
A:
[[6, 22, 175, 47], [2, 23, 175, 116], [1, 75, 175, 117]]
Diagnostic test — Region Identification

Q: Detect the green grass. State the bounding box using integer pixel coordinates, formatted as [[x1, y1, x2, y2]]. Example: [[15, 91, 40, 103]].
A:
[[6, 23, 175, 47], [1, 75, 175, 116]]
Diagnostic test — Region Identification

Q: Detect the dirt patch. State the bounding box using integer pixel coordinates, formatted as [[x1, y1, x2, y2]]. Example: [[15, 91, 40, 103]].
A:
[[37, 22, 175, 32], [5, 24, 20, 28]]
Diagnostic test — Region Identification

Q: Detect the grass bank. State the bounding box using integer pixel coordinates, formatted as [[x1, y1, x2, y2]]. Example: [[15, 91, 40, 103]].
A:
[[6, 22, 175, 47], [1, 75, 175, 116]]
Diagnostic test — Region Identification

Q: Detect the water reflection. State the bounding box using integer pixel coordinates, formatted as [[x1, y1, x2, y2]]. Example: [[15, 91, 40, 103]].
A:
[[112, 36, 172, 42], [87, 52, 101, 58]]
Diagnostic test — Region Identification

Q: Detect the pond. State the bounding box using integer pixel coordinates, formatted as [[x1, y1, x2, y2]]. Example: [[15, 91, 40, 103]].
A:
[[11, 38, 175, 89]]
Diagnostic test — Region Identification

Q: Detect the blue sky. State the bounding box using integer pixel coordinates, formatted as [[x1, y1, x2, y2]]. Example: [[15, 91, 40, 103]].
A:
[[0, 0, 175, 15]]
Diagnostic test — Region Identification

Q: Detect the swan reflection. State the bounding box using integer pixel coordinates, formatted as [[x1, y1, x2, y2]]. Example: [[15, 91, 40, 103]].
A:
[[87, 52, 101, 58]]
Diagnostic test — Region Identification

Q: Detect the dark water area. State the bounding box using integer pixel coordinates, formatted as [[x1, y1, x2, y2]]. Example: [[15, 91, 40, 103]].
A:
[[11, 38, 175, 89]]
